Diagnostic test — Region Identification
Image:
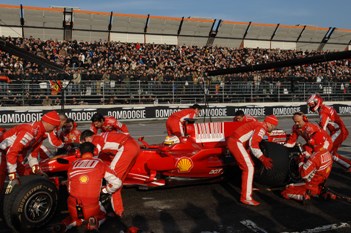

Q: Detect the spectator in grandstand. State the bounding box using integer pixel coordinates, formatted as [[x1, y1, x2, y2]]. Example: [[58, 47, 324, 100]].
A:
[[227, 115, 278, 206], [282, 132, 333, 202], [90, 112, 129, 134], [50, 142, 121, 233], [0, 111, 61, 194], [307, 94, 351, 171], [233, 110, 257, 122], [166, 104, 202, 137], [42, 95, 52, 106], [71, 69, 81, 95], [31, 94, 42, 105], [54, 97, 61, 106], [3, 36, 351, 86], [71, 97, 79, 105], [80, 130, 139, 217]]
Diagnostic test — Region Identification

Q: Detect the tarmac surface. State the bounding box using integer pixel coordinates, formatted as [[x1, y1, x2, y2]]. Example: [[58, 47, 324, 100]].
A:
[[2, 116, 351, 233]]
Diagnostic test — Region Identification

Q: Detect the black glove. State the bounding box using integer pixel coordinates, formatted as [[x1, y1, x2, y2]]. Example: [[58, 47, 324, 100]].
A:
[[5, 172, 20, 194]]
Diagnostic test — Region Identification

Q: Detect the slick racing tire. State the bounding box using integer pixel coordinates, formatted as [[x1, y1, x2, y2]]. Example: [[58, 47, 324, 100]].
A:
[[255, 141, 298, 187], [3, 175, 58, 233]]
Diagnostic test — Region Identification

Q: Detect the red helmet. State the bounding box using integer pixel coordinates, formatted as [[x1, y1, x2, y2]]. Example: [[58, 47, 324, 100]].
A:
[[308, 132, 326, 151], [307, 94, 323, 112]]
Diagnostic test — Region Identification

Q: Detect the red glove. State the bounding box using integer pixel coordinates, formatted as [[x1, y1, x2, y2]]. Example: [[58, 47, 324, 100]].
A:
[[5, 172, 20, 194], [259, 156, 273, 169]]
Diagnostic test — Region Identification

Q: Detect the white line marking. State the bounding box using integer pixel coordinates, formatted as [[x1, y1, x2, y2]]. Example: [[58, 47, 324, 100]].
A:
[[240, 219, 268, 233], [283, 222, 350, 233]]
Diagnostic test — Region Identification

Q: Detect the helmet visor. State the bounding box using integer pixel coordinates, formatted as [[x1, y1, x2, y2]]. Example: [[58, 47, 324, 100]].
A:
[[307, 101, 316, 108]]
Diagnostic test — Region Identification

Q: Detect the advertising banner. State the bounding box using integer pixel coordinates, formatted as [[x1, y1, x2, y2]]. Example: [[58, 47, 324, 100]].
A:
[[0, 103, 350, 125]]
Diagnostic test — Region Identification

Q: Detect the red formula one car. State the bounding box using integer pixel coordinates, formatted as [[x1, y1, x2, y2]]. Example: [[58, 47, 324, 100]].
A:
[[1, 120, 299, 232]]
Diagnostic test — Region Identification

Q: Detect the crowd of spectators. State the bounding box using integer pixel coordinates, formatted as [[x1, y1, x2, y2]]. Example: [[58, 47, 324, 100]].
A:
[[1, 36, 351, 106], [1, 36, 351, 85]]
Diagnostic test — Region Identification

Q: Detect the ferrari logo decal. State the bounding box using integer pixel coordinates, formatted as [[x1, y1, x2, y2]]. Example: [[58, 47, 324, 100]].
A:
[[176, 157, 193, 173], [79, 175, 89, 184]]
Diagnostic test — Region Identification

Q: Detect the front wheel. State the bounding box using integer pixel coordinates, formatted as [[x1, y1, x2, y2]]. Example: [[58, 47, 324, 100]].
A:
[[3, 175, 58, 233], [255, 141, 299, 187]]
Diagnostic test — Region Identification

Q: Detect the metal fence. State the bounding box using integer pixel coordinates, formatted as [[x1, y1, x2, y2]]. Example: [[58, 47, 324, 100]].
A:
[[0, 79, 350, 107]]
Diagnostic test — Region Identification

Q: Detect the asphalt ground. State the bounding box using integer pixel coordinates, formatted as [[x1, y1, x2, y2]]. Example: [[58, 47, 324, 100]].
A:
[[2, 116, 351, 233]]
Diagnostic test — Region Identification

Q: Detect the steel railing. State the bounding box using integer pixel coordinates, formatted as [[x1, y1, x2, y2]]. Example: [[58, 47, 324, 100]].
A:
[[0, 80, 350, 106]]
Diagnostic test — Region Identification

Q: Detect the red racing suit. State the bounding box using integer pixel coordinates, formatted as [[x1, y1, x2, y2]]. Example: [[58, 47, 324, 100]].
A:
[[90, 116, 129, 134], [36, 130, 65, 161], [282, 148, 333, 201], [90, 132, 140, 216], [166, 108, 198, 137], [47, 129, 64, 148], [0, 122, 48, 190], [318, 104, 351, 168], [284, 122, 332, 155], [227, 121, 269, 201], [233, 115, 257, 123], [59, 127, 81, 147], [62, 153, 122, 231]]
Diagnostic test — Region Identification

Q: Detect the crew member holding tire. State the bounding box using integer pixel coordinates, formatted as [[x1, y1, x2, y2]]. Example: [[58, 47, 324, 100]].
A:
[[0, 111, 61, 194], [53, 142, 122, 232], [227, 115, 279, 206], [90, 112, 129, 134], [307, 94, 351, 171], [80, 130, 140, 217], [166, 104, 202, 137], [281, 132, 333, 202], [284, 111, 332, 156]]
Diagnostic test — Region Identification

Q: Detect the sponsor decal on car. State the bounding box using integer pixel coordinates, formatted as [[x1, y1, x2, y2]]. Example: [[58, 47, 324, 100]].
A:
[[176, 157, 193, 173], [209, 168, 223, 175]]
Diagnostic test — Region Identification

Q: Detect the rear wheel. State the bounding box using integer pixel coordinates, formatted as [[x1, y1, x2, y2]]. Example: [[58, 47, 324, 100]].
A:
[[3, 175, 58, 232]]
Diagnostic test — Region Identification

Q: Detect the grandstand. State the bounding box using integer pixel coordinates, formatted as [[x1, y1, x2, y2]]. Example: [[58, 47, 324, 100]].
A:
[[0, 3, 351, 106], [1, 4, 351, 49]]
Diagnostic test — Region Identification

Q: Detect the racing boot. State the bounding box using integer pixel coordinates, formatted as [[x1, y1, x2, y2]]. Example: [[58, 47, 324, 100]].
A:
[[127, 226, 142, 233], [87, 216, 99, 232], [47, 223, 66, 233], [302, 191, 311, 205], [240, 198, 260, 206]]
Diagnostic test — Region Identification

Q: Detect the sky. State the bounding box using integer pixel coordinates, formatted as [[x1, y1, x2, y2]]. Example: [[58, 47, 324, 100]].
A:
[[1, 0, 350, 29]]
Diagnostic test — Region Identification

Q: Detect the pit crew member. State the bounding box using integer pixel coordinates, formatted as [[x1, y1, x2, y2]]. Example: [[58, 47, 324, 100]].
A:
[[166, 104, 202, 137], [80, 130, 140, 217], [227, 115, 279, 206], [53, 142, 122, 232], [90, 112, 129, 134], [307, 94, 351, 170], [37, 112, 68, 160], [58, 118, 81, 154], [281, 132, 333, 202], [284, 111, 332, 155], [233, 110, 257, 123], [0, 111, 61, 194]]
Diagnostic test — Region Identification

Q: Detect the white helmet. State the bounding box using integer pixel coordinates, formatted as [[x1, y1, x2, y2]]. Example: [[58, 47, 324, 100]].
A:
[[164, 135, 180, 145]]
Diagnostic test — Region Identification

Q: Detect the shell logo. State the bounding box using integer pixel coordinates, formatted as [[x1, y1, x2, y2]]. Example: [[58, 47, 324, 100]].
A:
[[79, 175, 89, 184], [326, 167, 331, 174], [176, 157, 193, 173]]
